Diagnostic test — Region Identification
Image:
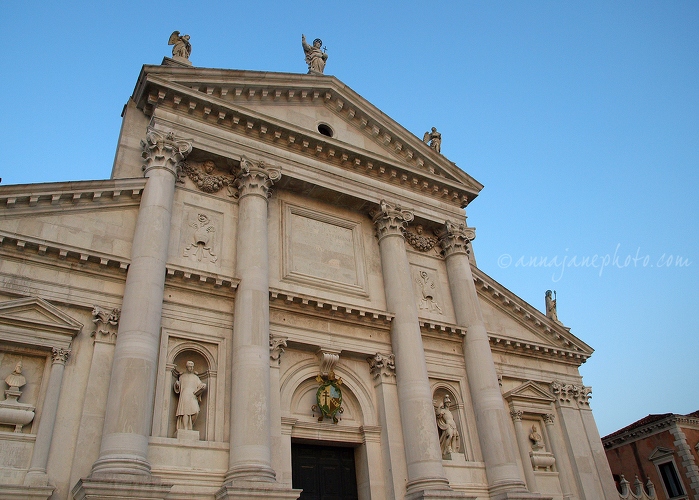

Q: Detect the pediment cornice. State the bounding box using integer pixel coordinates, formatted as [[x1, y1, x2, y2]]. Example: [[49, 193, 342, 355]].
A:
[[472, 266, 593, 362], [132, 66, 482, 208], [0, 296, 82, 349]]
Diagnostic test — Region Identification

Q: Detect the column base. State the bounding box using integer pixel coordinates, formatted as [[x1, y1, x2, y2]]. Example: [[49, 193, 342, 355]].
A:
[[405, 489, 475, 500], [489, 491, 552, 500], [23, 469, 49, 487], [71, 475, 172, 500], [0, 484, 54, 500], [215, 482, 301, 500]]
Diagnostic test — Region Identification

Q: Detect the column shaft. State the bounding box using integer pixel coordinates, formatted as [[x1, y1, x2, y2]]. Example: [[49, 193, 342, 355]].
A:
[[225, 160, 280, 483], [91, 129, 190, 477], [372, 202, 449, 495], [439, 221, 527, 496], [24, 348, 70, 486]]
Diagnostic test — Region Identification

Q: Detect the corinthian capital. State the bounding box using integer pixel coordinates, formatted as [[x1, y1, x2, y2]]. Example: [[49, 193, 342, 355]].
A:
[[370, 200, 414, 241], [141, 128, 192, 177], [367, 352, 396, 379], [51, 347, 71, 364], [510, 409, 523, 422], [235, 157, 282, 200], [437, 219, 476, 258]]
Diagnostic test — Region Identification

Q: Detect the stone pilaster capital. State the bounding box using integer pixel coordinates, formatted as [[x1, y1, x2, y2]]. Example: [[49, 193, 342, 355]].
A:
[[141, 128, 192, 177], [543, 413, 555, 425], [51, 347, 71, 365], [370, 200, 414, 241], [550, 380, 592, 407], [367, 352, 396, 379], [235, 156, 281, 200], [510, 409, 524, 422], [269, 335, 288, 364], [437, 219, 476, 258]]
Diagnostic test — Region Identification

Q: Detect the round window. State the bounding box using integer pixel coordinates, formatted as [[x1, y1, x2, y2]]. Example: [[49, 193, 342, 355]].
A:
[[317, 123, 333, 137]]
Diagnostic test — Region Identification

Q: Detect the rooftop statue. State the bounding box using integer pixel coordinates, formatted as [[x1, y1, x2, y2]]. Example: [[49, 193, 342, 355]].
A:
[[545, 289, 561, 323], [423, 127, 442, 153], [302, 34, 328, 74], [168, 31, 192, 61]]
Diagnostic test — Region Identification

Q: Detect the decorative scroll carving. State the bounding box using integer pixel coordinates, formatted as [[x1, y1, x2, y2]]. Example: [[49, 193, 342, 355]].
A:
[[269, 336, 288, 363], [367, 352, 395, 379], [180, 160, 235, 195], [437, 220, 476, 258], [510, 409, 523, 422], [550, 380, 592, 406], [235, 157, 281, 200], [403, 225, 438, 252], [51, 347, 70, 364], [370, 200, 414, 240], [416, 270, 443, 314], [0, 360, 35, 432], [141, 128, 192, 177], [91, 305, 120, 341], [317, 350, 339, 379], [183, 213, 218, 263]]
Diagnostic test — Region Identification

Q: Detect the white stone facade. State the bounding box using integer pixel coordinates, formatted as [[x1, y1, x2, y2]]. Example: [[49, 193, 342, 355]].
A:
[[0, 60, 618, 499]]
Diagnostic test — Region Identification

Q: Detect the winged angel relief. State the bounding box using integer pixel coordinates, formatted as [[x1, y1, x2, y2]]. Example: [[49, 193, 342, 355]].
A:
[[183, 213, 217, 263]]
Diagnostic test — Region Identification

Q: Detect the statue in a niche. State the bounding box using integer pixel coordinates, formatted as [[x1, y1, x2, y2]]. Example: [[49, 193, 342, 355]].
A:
[[434, 394, 459, 459], [174, 361, 207, 431]]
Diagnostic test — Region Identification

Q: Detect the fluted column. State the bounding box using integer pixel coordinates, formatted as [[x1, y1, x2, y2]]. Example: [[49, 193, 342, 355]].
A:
[[23, 347, 70, 486], [224, 158, 280, 484], [543, 413, 573, 499], [438, 221, 528, 497], [509, 410, 538, 493], [371, 201, 451, 496], [90, 128, 191, 477]]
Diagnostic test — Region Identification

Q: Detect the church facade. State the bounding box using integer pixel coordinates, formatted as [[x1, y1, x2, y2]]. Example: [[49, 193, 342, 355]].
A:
[[0, 46, 617, 500]]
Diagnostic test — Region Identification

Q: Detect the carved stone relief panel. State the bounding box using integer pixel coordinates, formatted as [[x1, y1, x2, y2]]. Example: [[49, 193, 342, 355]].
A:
[[179, 159, 235, 197], [282, 203, 368, 297], [412, 266, 444, 316], [179, 204, 224, 267], [0, 351, 46, 434]]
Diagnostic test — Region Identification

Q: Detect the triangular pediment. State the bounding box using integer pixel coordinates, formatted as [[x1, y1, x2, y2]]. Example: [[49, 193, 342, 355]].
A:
[[503, 380, 555, 405], [648, 446, 674, 462], [132, 65, 483, 207], [0, 297, 82, 349]]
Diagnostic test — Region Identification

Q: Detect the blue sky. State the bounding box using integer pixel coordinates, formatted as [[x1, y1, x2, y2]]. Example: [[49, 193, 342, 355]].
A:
[[2, 1, 697, 437]]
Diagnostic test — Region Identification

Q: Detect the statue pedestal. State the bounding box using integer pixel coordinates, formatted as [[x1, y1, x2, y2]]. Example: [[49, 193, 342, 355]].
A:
[[176, 429, 200, 441]]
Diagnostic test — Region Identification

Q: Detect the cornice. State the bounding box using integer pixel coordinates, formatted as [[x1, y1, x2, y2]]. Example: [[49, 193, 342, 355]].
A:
[[165, 264, 239, 290], [0, 230, 131, 272], [602, 414, 699, 449], [472, 266, 593, 358], [135, 73, 479, 209], [488, 333, 589, 365], [0, 178, 145, 213], [269, 288, 393, 326]]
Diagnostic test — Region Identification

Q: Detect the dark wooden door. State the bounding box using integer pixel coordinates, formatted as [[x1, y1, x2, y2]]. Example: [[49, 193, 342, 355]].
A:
[[291, 443, 358, 500]]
